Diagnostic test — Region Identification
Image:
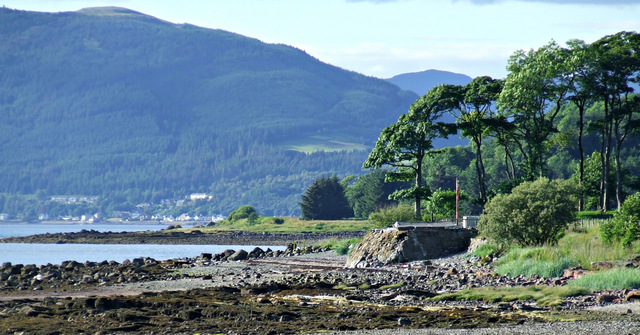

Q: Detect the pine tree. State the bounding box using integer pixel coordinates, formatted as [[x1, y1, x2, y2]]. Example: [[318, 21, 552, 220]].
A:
[[299, 175, 353, 220]]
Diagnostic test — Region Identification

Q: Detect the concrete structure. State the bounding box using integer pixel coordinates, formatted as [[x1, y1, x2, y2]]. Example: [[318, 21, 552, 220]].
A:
[[345, 222, 477, 268]]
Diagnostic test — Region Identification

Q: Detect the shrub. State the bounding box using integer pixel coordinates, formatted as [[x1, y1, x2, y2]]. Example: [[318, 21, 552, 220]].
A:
[[227, 205, 258, 222], [478, 178, 579, 246], [472, 243, 500, 258], [600, 192, 640, 246], [368, 203, 417, 227]]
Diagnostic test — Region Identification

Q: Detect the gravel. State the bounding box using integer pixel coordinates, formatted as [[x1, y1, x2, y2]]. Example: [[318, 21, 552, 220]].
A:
[[311, 321, 640, 335]]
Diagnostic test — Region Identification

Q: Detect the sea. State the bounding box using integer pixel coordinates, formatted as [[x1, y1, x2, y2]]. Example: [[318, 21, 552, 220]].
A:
[[0, 223, 285, 266]]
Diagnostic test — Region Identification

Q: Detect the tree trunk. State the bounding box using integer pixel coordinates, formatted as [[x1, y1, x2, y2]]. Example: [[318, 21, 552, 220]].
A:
[[474, 138, 487, 204], [602, 114, 612, 213], [615, 139, 623, 211], [577, 103, 585, 211], [414, 156, 423, 220]]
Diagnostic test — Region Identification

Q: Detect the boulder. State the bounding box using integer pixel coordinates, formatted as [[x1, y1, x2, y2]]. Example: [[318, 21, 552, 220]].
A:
[[248, 247, 265, 259], [227, 249, 248, 261], [345, 227, 475, 268], [625, 290, 640, 301]]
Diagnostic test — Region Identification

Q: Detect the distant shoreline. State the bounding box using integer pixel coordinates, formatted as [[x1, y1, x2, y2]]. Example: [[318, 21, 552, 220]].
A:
[[0, 220, 199, 226], [0, 228, 365, 246]]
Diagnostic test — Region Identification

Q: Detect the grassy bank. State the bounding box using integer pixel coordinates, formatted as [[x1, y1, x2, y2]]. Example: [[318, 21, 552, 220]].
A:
[[484, 224, 640, 279], [182, 217, 375, 235]]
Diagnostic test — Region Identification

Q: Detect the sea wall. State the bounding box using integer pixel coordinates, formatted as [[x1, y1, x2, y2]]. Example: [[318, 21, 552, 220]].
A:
[[345, 227, 476, 268]]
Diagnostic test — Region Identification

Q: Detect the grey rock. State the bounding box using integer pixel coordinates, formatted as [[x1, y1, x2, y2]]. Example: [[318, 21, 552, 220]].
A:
[[227, 249, 248, 261]]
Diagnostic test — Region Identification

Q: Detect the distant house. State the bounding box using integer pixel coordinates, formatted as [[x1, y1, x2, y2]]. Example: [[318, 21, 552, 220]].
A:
[[0, 213, 10, 221], [189, 193, 210, 201]]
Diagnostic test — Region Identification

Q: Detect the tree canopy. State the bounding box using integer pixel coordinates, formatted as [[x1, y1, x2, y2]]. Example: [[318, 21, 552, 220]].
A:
[[299, 175, 352, 220], [363, 89, 456, 219]]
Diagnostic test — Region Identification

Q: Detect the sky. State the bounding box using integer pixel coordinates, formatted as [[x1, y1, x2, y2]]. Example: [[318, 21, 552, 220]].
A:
[[2, 0, 640, 79]]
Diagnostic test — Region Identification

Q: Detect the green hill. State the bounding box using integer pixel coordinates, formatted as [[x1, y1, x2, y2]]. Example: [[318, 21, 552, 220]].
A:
[[0, 7, 417, 216]]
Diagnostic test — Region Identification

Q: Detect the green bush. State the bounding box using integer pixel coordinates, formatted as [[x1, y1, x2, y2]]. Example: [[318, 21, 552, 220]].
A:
[[600, 193, 640, 247], [368, 203, 417, 227], [227, 205, 258, 223], [478, 178, 579, 246], [472, 243, 499, 258]]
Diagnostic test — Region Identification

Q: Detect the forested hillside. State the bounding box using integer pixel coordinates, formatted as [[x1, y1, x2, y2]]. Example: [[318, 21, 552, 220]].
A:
[[0, 6, 419, 217]]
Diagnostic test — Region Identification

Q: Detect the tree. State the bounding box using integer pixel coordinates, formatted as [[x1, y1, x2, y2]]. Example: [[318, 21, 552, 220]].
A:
[[344, 170, 405, 219], [364, 88, 456, 219], [299, 175, 352, 220], [498, 41, 574, 180], [478, 178, 578, 246], [586, 31, 640, 211], [442, 76, 504, 204], [423, 188, 469, 222]]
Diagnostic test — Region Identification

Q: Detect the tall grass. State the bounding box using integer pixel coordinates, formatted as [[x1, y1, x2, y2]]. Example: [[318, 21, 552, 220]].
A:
[[496, 257, 577, 278], [493, 225, 640, 278], [569, 268, 640, 290]]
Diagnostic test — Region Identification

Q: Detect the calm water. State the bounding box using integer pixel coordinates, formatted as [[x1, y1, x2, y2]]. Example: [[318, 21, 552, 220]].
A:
[[0, 223, 285, 266]]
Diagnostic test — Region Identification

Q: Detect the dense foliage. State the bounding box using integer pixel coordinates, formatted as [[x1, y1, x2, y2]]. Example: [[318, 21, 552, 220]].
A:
[[299, 175, 352, 220], [478, 178, 579, 246], [226, 205, 258, 223], [344, 169, 407, 219], [0, 7, 416, 217], [400, 31, 640, 217], [600, 193, 640, 246], [363, 88, 456, 219]]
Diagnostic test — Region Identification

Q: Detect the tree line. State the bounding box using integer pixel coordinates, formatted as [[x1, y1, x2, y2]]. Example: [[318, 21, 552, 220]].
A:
[[300, 31, 640, 221]]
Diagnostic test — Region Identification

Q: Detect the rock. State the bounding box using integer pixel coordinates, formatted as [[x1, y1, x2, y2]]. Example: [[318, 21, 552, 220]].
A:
[[227, 249, 248, 261], [595, 294, 618, 304], [562, 267, 589, 279], [625, 290, 640, 301], [591, 261, 614, 270], [19, 306, 38, 317], [248, 247, 265, 259], [345, 227, 475, 268], [200, 253, 213, 260], [397, 317, 412, 326]]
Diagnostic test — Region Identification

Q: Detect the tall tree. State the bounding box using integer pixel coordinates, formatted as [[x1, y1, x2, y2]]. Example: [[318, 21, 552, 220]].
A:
[[498, 41, 574, 180], [587, 31, 640, 210], [363, 90, 455, 219], [299, 175, 352, 220], [443, 76, 504, 204], [566, 39, 595, 211]]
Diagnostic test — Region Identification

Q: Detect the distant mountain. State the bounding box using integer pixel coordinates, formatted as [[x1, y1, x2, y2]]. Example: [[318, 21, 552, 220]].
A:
[[386, 70, 473, 148], [0, 7, 418, 216], [386, 69, 473, 96]]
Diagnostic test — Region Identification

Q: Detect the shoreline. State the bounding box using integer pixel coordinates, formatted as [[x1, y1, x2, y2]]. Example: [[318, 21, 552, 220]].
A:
[[0, 228, 366, 246], [1, 249, 639, 334]]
